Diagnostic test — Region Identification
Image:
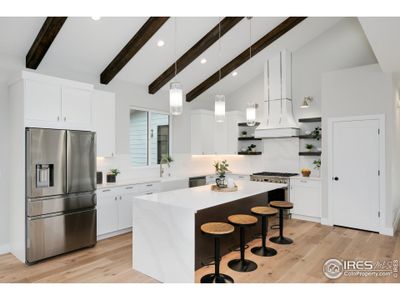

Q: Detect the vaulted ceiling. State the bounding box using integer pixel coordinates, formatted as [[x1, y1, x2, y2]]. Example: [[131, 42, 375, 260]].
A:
[[0, 17, 342, 98]]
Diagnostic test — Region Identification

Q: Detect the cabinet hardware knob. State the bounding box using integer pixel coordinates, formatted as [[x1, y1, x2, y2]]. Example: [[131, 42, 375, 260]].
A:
[[64, 117, 66, 121], [333, 177, 339, 181], [119, 196, 122, 200], [103, 189, 111, 192], [57, 116, 60, 121]]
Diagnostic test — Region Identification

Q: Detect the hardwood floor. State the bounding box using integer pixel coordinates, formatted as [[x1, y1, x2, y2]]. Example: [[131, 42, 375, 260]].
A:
[[0, 218, 399, 283]]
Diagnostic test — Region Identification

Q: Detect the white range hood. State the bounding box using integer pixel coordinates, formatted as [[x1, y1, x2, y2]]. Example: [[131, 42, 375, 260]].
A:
[[255, 50, 299, 138]]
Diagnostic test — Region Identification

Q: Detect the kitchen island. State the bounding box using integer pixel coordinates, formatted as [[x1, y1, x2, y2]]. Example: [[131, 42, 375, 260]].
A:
[[132, 180, 286, 283]]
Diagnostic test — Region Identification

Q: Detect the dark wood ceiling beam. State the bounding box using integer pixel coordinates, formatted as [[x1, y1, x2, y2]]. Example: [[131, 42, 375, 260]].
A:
[[148, 17, 244, 94], [26, 17, 67, 69], [186, 17, 307, 102], [100, 17, 169, 84]]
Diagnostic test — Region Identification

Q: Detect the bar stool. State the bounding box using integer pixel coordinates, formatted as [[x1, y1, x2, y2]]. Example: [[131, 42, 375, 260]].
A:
[[250, 206, 279, 257], [269, 201, 294, 245], [227, 214, 258, 272], [200, 222, 235, 283]]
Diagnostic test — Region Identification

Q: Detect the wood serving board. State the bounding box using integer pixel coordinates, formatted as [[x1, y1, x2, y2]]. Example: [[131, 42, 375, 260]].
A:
[[211, 184, 238, 192]]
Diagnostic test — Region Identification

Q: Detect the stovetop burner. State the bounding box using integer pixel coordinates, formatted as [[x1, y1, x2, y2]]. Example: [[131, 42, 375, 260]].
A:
[[252, 172, 298, 177]]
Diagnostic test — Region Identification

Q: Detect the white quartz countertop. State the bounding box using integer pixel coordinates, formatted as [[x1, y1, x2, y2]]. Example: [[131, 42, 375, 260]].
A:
[[134, 180, 286, 212]]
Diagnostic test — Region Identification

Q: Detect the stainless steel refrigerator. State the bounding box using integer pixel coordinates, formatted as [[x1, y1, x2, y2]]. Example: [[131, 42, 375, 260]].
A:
[[26, 128, 97, 263]]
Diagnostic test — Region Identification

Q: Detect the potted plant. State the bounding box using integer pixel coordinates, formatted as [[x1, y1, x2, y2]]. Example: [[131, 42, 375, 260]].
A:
[[247, 144, 256, 153], [311, 127, 321, 140], [241, 130, 248, 137], [313, 159, 321, 170], [213, 160, 229, 188], [301, 168, 311, 177], [160, 154, 174, 167], [305, 144, 314, 152], [107, 168, 120, 183]]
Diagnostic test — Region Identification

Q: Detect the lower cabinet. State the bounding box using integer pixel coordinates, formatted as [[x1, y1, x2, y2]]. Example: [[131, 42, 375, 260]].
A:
[[96, 182, 160, 237], [290, 178, 321, 221]]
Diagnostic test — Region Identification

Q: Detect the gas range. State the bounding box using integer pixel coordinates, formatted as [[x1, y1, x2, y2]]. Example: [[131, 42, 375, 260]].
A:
[[250, 172, 298, 184]]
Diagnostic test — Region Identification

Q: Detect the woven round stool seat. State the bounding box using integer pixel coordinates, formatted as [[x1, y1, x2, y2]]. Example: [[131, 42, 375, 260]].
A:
[[228, 214, 258, 226], [201, 222, 234, 237], [251, 206, 278, 216], [270, 200, 293, 209]]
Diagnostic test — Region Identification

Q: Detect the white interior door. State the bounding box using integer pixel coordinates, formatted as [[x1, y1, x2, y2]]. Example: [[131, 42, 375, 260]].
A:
[[331, 118, 380, 231]]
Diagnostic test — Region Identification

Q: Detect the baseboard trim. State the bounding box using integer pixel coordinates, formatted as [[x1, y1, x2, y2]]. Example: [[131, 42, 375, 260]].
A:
[[292, 214, 320, 223], [97, 228, 132, 241], [321, 218, 332, 226], [380, 227, 394, 236], [0, 244, 10, 255]]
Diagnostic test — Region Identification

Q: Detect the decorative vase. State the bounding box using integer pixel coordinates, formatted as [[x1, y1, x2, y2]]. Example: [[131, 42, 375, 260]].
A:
[[216, 176, 227, 188], [301, 170, 311, 177], [107, 174, 116, 183]]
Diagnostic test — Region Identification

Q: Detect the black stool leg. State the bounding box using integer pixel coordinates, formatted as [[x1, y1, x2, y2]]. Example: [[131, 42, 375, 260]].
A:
[[251, 216, 277, 257], [228, 227, 257, 272], [200, 237, 234, 283], [270, 209, 293, 245]]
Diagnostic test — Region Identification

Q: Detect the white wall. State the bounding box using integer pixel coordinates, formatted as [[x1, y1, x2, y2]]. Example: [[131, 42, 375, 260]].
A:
[[0, 82, 9, 253], [321, 64, 396, 232]]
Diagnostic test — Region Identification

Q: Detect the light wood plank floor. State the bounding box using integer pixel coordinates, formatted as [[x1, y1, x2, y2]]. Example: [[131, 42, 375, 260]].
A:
[[0, 218, 399, 283]]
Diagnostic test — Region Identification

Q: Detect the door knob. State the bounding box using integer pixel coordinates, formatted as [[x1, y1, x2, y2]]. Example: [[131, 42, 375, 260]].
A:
[[333, 177, 339, 181]]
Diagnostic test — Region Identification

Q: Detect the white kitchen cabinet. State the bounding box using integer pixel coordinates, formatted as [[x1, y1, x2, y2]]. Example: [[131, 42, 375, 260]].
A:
[[21, 72, 94, 130], [92, 90, 116, 157], [229, 174, 250, 181], [191, 110, 215, 155], [24, 80, 62, 125], [97, 182, 160, 237], [191, 110, 244, 155], [290, 177, 321, 222], [97, 188, 119, 236], [61, 87, 92, 130]]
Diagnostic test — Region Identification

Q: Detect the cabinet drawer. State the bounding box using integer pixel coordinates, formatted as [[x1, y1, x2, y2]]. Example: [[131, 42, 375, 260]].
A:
[[136, 182, 161, 194], [290, 178, 321, 188]]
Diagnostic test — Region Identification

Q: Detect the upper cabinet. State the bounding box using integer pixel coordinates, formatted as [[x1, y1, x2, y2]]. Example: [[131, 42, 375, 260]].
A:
[[21, 71, 93, 130], [92, 90, 116, 157], [61, 87, 92, 129], [191, 110, 244, 155]]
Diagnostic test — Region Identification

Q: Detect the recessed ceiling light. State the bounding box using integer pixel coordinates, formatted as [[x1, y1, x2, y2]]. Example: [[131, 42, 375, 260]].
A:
[[232, 71, 238, 77], [157, 40, 165, 47], [200, 58, 207, 64], [91, 17, 101, 21]]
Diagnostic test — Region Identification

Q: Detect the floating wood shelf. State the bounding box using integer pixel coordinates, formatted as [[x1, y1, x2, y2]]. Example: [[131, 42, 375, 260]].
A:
[[299, 151, 322, 156], [238, 122, 260, 127], [238, 137, 262, 141], [238, 151, 262, 155], [298, 135, 322, 139], [298, 117, 321, 123]]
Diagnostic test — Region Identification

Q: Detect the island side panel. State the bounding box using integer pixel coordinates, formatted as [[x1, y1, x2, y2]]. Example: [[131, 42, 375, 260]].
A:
[[194, 192, 268, 270], [132, 198, 195, 283]]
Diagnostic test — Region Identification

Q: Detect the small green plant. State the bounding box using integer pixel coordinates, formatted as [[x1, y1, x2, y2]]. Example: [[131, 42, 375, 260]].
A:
[[313, 159, 321, 170], [109, 168, 120, 176], [311, 127, 321, 140], [305, 144, 314, 151], [247, 144, 256, 152], [213, 160, 230, 178], [160, 154, 174, 166]]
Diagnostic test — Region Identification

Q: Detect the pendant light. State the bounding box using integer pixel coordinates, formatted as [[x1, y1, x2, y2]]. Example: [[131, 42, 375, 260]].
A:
[[170, 18, 183, 116], [245, 18, 256, 126], [214, 18, 225, 122], [246, 102, 256, 126]]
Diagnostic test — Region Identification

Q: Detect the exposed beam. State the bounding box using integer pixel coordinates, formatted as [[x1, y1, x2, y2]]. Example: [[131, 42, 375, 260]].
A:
[[101, 17, 169, 84], [148, 17, 244, 94], [26, 17, 67, 69], [186, 17, 307, 102]]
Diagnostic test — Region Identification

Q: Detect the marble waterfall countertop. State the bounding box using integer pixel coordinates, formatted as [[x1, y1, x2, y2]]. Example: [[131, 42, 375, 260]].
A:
[[134, 180, 286, 212]]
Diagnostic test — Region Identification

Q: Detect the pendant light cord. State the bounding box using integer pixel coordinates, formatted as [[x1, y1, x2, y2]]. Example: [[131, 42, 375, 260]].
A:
[[218, 17, 221, 81], [249, 17, 252, 58], [174, 17, 177, 78]]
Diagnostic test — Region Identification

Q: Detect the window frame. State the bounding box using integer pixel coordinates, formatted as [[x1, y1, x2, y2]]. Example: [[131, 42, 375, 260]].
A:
[[129, 106, 172, 167]]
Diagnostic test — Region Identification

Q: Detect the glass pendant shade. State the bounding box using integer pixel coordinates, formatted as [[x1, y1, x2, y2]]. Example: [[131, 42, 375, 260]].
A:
[[169, 82, 183, 115], [246, 102, 256, 126], [214, 95, 226, 122]]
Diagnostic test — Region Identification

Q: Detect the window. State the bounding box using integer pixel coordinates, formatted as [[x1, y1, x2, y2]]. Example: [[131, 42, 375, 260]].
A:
[[129, 109, 170, 166]]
